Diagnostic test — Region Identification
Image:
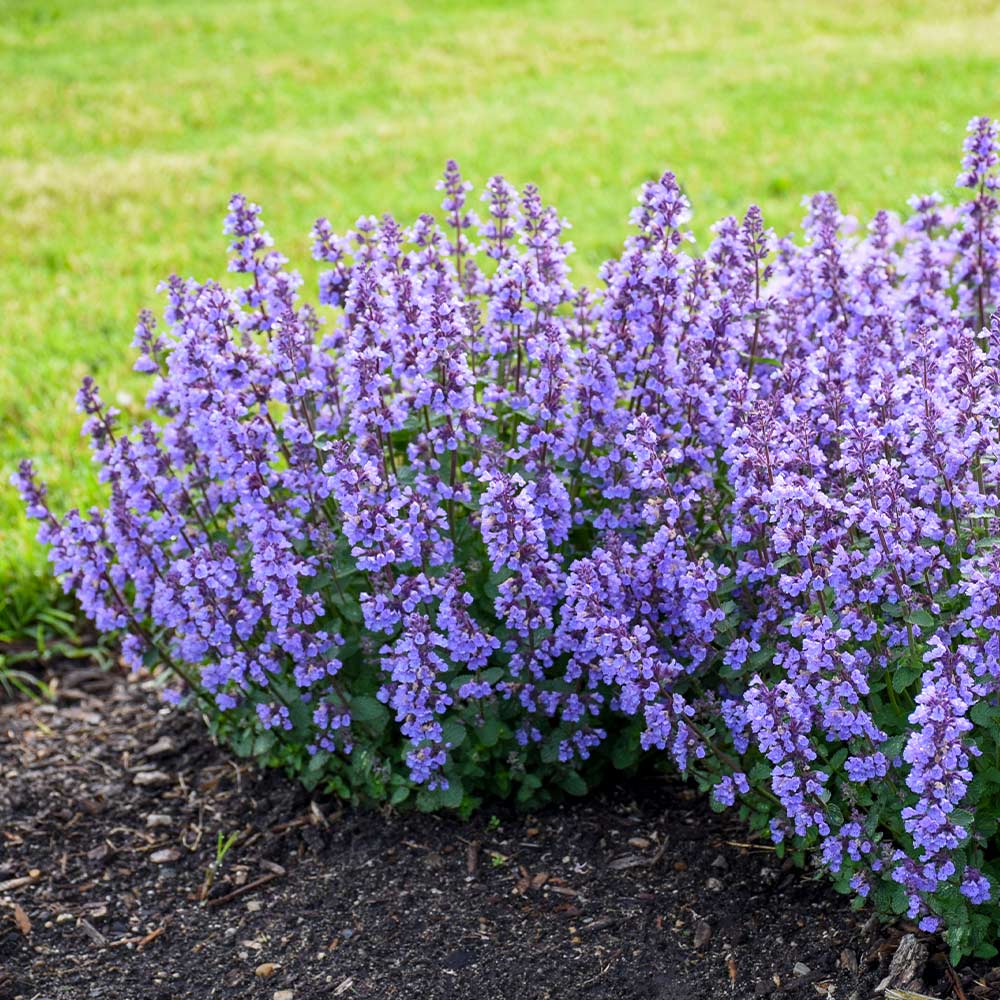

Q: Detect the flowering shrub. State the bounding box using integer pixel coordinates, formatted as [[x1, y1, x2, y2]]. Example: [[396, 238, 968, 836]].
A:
[[17, 116, 1000, 958]]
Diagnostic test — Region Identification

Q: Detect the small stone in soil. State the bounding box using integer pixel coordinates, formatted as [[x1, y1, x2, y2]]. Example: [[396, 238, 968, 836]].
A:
[[273, 992, 294, 1000], [792, 962, 811, 976], [693, 920, 712, 949], [705, 877, 724, 891], [256, 963, 277, 978], [133, 770, 171, 787], [146, 814, 172, 828], [150, 848, 180, 864]]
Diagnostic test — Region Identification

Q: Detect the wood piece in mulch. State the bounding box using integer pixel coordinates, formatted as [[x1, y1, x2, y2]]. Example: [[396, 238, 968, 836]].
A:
[[1, 671, 997, 1000]]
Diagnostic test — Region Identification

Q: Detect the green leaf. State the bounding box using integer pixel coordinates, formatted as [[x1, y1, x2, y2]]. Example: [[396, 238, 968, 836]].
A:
[[970, 700, 995, 727], [300, 751, 329, 792], [950, 808, 975, 829], [972, 935, 999, 960], [351, 695, 389, 729], [339, 600, 363, 624], [231, 728, 254, 758], [558, 770, 588, 797], [478, 716, 501, 748], [748, 645, 777, 670], [905, 608, 936, 628], [441, 719, 467, 749], [439, 780, 464, 809], [892, 662, 923, 693], [540, 737, 562, 764], [612, 739, 639, 770]]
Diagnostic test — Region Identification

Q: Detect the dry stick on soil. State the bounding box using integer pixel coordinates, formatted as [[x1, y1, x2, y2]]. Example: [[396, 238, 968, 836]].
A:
[[944, 961, 969, 1000], [137, 926, 166, 950], [78, 918, 108, 948], [204, 872, 279, 909], [646, 837, 670, 868], [269, 814, 312, 835], [723, 840, 776, 852]]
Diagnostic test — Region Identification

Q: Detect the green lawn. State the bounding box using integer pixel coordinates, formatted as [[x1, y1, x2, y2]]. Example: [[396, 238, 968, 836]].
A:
[[3, 0, 1000, 595]]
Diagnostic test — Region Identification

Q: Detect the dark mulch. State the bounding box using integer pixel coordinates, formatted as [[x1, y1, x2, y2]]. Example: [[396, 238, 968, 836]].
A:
[[1, 668, 998, 1000]]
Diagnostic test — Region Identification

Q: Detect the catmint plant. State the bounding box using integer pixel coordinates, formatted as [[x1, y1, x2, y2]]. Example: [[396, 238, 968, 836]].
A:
[[18, 116, 1000, 960]]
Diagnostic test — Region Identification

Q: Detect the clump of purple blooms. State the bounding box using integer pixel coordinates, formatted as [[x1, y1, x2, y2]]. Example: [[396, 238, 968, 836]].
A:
[[18, 118, 1000, 959]]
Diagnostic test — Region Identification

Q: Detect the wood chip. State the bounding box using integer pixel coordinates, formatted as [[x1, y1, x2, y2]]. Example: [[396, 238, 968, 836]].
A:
[[839, 949, 858, 973], [546, 885, 579, 898], [12, 903, 31, 936], [608, 855, 646, 870], [876, 934, 928, 995], [0, 875, 36, 892], [143, 736, 175, 757], [580, 916, 618, 934]]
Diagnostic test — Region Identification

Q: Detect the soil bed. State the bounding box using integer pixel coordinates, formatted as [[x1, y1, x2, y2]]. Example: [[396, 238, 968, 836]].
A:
[[1, 668, 997, 1000]]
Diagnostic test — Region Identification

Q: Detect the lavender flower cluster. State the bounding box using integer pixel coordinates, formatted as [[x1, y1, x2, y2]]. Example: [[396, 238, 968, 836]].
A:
[[18, 117, 1000, 958]]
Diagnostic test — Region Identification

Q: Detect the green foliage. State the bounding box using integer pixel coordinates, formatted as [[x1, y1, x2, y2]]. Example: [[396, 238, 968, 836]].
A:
[[0, 577, 110, 700]]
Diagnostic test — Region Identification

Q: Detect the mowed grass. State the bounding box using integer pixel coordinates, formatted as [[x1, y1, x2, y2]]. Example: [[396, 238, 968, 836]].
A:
[[2, 0, 1000, 593]]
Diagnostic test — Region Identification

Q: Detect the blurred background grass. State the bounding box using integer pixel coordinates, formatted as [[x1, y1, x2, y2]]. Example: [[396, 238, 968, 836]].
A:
[[2, 0, 1000, 603]]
